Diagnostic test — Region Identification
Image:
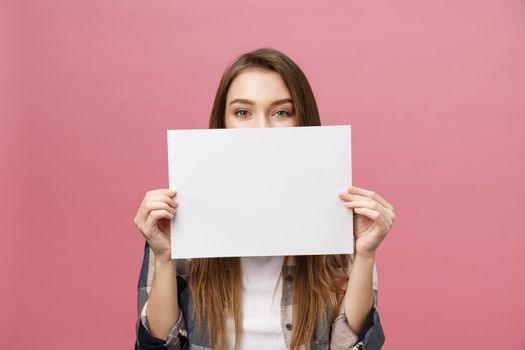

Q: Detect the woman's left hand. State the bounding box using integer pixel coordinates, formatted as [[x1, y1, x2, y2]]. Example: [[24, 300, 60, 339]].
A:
[[338, 185, 396, 258]]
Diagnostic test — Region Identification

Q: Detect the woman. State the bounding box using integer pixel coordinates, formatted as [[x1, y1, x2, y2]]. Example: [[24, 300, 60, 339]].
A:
[[134, 48, 395, 350]]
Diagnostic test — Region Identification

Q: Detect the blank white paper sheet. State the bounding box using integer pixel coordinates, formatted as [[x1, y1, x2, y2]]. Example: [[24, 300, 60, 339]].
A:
[[167, 125, 353, 259]]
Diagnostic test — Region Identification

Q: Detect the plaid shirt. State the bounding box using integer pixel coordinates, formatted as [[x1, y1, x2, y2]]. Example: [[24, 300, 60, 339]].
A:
[[134, 242, 385, 349]]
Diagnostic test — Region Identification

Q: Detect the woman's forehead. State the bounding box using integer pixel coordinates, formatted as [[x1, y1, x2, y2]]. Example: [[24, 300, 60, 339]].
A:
[[227, 69, 292, 104]]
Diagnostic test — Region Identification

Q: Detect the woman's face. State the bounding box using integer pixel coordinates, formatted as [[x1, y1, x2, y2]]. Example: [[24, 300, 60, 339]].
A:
[[224, 68, 299, 128]]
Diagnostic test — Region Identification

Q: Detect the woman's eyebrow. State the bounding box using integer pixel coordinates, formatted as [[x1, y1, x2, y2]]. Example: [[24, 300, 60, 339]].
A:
[[229, 98, 293, 106]]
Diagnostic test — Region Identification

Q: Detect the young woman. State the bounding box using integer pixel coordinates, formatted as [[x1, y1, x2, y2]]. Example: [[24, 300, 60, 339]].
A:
[[133, 48, 395, 350]]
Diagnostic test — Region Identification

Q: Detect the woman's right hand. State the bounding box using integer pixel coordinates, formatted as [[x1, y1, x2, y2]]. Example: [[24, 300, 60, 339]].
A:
[[133, 188, 178, 263]]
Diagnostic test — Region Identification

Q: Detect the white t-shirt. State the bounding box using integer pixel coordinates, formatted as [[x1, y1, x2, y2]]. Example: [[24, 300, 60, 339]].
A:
[[224, 255, 286, 349]]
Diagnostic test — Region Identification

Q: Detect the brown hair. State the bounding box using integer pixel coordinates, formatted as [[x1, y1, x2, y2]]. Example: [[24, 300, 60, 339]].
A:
[[208, 47, 321, 129], [189, 47, 349, 350]]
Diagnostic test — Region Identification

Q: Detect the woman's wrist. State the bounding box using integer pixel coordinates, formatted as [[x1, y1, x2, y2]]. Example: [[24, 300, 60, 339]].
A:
[[354, 250, 376, 261], [154, 257, 177, 270]]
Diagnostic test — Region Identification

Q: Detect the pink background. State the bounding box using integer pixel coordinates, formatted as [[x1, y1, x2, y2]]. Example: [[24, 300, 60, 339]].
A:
[[2, 0, 525, 348]]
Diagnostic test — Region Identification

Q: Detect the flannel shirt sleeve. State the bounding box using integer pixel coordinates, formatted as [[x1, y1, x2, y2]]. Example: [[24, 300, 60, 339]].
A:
[[134, 242, 188, 350], [330, 259, 385, 350]]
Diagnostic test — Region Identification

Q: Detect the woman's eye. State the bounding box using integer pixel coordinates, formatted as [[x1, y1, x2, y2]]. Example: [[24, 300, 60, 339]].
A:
[[275, 110, 290, 117], [234, 110, 249, 117]]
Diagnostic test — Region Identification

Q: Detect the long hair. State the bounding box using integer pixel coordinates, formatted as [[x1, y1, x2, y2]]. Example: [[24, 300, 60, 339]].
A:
[[189, 47, 349, 350]]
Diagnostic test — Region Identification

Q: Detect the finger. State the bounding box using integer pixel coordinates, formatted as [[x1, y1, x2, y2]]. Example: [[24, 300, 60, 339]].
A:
[[146, 194, 178, 208], [145, 188, 177, 198], [343, 199, 391, 223], [138, 200, 177, 227], [140, 189, 177, 218], [339, 193, 391, 215], [353, 207, 389, 231], [144, 201, 177, 214], [141, 194, 178, 217], [143, 209, 174, 236], [346, 186, 394, 211], [338, 193, 372, 203], [346, 200, 395, 226]]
